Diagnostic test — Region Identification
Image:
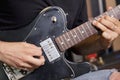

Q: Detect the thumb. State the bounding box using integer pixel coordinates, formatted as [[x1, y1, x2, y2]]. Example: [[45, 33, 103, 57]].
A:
[[102, 32, 111, 40]]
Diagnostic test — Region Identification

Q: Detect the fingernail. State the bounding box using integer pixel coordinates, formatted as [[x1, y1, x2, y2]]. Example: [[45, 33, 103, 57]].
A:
[[97, 18, 102, 21], [92, 20, 97, 25]]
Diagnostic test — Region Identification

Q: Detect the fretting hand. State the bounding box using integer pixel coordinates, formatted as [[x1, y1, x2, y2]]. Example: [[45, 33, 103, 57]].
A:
[[93, 15, 120, 48], [93, 6, 120, 48]]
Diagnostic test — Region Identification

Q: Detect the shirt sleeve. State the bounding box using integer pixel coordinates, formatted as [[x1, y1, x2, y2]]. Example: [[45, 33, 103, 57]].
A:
[[72, 69, 117, 80]]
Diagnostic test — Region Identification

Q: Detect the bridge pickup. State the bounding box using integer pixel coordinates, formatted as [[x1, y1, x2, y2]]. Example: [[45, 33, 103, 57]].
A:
[[40, 38, 60, 62]]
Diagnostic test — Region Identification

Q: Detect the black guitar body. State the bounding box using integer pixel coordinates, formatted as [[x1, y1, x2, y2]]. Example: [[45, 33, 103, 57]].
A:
[[0, 7, 92, 80]]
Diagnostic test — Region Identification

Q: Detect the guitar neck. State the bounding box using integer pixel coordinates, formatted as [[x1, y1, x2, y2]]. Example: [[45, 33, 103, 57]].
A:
[[55, 5, 120, 52]]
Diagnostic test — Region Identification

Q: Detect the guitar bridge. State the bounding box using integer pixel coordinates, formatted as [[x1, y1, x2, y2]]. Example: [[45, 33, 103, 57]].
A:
[[3, 63, 31, 80], [40, 38, 60, 62]]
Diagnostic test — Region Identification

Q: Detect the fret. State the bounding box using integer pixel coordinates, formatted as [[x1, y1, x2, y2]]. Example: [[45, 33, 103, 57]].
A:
[[60, 35, 68, 50], [107, 10, 114, 17], [62, 33, 71, 48], [85, 22, 93, 35], [67, 31, 77, 46], [75, 27, 83, 41], [114, 6, 120, 19], [95, 5, 120, 21], [76, 26, 84, 40], [118, 5, 120, 14], [83, 23, 92, 36], [69, 31, 77, 44], [55, 36, 65, 51], [66, 31, 76, 45], [107, 9, 117, 18], [81, 25, 88, 38], [66, 32, 74, 46], [57, 35, 68, 51], [114, 7, 118, 18], [88, 21, 98, 34], [73, 29, 81, 41], [72, 29, 79, 41], [112, 9, 117, 18]]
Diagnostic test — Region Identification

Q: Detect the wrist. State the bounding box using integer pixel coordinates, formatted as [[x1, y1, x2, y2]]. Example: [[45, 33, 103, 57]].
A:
[[0, 41, 6, 61]]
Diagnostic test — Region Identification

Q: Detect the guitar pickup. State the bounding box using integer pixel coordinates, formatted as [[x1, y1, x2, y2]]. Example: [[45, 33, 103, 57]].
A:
[[40, 38, 61, 62]]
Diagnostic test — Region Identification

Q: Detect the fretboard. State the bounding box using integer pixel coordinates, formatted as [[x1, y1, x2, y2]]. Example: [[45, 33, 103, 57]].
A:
[[55, 5, 120, 52]]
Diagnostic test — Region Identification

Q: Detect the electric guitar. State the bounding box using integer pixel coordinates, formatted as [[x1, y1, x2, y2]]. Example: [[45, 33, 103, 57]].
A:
[[0, 5, 120, 80]]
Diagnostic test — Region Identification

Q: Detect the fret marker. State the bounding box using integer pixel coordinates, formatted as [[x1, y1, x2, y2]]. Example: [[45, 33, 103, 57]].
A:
[[81, 31, 84, 33], [110, 15, 114, 18], [67, 39, 70, 41], [74, 35, 77, 38], [61, 42, 64, 45]]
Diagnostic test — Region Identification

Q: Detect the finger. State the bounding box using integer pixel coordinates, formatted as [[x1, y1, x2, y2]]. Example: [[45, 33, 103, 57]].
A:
[[102, 30, 118, 42], [26, 48, 42, 57], [18, 63, 33, 70], [25, 43, 43, 57], [23, 42, 40, 49], [105, 15, 120, 26], [13, 59, 35, 70], [92, 20, 108, 32], [97, 16, 117, 31], [27, 56, 45, 68], [28, 43, 40, 49]]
